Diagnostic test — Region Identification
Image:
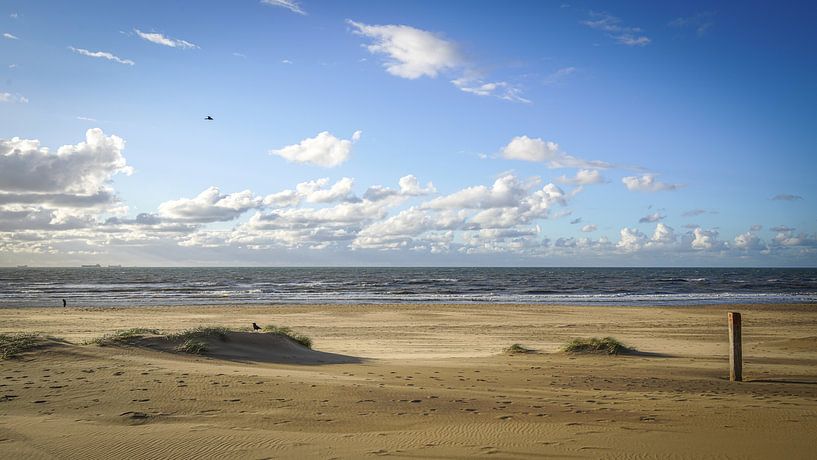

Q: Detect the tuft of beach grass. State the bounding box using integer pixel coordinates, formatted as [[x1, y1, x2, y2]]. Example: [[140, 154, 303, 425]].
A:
[[175, 339, 207, 354], [0, 333, 43, 359], [166, 326, 231, 342], [562, 337, 633, 355], [86, 328, 160, 347], [262, 325, 312, 349], [504, 343, 534, 354]]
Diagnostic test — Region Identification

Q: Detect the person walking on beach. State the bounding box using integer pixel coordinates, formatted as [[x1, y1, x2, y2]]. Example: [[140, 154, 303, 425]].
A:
[[62, 298, 66, 307]]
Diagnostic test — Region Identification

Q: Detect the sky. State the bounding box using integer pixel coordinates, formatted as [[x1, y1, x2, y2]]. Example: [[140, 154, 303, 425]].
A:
[[1, 0, 816, 267]]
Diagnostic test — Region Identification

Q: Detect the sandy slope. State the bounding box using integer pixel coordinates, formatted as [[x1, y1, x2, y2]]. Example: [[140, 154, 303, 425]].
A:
[[1, 303, 816, 459]]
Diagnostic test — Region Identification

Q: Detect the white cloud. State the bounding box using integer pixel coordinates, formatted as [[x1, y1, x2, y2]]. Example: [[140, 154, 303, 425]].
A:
[[451, 78, 530, 103], [651, 223, 676, 245], [261, 0, 306, 15], [622, 174, 683, 192], [616, 227, 646, 252], [158, 187, 260, 223], [639, 212, 664, 223], [0, 128, 132, 196], [363, 175, 436, 201], [134, 29, 198, 49], [270, 130, 361, 167], [399, 175, 436, 196], [0, 92, 27, 104], [296, 177, 356, 203], [69, 47, 135, 65], [557, 169, 605, 185], [347, 20, 461, 79], [734, 231, 764, 251], [691, 227, 723, 250], [352, 207, 465, 250], [348, 20, 529, 102], [581, 224, 597, 232], [582, 12, 650, 46], [3, 32, 19, 40], [501, 136, 612, 169]]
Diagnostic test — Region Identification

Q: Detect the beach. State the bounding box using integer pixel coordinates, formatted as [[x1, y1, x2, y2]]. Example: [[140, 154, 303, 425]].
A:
[[2, 303, 816, 459]]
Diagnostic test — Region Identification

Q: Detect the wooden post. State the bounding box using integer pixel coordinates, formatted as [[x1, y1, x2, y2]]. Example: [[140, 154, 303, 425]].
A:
[[728, 312, 742, 382]]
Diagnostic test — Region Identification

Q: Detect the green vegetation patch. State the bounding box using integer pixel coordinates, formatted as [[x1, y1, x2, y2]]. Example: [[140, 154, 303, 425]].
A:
[[562, 337, 633, 355], [87, 328, 160, 347], [504, 343, 535, 354], [0, 333, 43, 359], [262, 324, 312, 349], [166, 326, 231, 342], [175, 339, 207, 354]]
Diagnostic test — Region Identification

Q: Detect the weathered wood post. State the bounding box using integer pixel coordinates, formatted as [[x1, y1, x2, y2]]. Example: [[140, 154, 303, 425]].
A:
[[728, 312, 742, 382]]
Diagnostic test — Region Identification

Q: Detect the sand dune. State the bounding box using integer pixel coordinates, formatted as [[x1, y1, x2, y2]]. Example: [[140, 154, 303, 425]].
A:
[[129, 330, 364, 365], [2, 303, 816, 459]]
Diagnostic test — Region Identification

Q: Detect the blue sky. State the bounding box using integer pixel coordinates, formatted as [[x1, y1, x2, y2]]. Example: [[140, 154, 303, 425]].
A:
[[1, 0, 815, 266]]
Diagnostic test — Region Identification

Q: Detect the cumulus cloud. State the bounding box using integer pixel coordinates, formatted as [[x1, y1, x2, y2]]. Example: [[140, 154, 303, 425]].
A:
[[582, 12, 650, 46], [639, 212, 664, 223], [364, 175, 436, 201], [261, 0, 306, 15], [3, 32, 19, 40], [651, 223, 676, 245], [557, 169, 606, 185], [347, 20, 461, 79], [134, 29, 198, 49], [770, 227, 817, 248], [581, 224, 597, 232], [295, 177, 356, 203], [270, 130, 361, 167], [158, 187, 260, 223], [616, 227, 647, 252], [622, 174, 683, 192], [0, 128, 132, 196], [691, 227, 724, 250], [501, 136, 612, 169], [771, 194, 803, 201], [69, 47, 135, 65], [734, 231, 765, 251], [353, 207, 466, 250]]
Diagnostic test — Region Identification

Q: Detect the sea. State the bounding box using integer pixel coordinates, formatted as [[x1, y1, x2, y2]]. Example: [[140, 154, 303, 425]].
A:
[[1, 267, 816, 307]]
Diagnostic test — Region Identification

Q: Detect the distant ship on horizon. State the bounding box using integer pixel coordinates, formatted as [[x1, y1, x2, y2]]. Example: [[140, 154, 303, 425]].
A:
[[81, 264, 102, 268]]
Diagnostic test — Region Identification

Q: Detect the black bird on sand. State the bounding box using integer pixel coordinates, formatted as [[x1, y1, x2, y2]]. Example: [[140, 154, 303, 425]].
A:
[[62, 298, 66, 307], [204, 115, 214, 120], [252, 322, 261, 331]]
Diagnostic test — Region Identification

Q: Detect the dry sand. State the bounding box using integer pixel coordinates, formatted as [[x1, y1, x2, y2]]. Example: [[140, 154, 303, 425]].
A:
[[1, 303, 816, 459]]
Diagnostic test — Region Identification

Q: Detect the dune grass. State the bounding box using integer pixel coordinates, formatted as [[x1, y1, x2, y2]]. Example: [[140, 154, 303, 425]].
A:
[[504, 343, 534, 354], [175, 339, 207, 354], [562, 337, 633, 355], [166, 326, 231, 342], [262, 325, 312, 349], [87, 328, 160, 347], [0, 333, 43, 359]]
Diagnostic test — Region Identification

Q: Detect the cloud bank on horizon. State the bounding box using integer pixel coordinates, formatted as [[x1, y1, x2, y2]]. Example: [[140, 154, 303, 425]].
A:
[[0, 1, 814, 266]]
